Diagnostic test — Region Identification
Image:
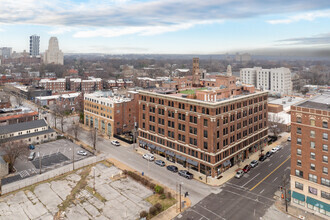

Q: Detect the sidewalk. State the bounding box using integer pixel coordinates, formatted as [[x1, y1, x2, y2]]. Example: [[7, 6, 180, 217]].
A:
[[136, 132, 291, 187]]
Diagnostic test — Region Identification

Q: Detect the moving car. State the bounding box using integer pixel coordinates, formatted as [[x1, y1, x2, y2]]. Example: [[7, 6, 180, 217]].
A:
[[243, 165, 251, 173], [178, 170, 194, 179], [167, 165, 178, 172], [250, 160, 258, 168], [28, 152, 36, 161], [28, 144, 35, 150], [77, 150, 87, 156], [265, 151, 272, 157], [235, 170, 244, 179], [287, 137, 291, 142], [111, 140, 120, 146], [143, 153, 155, 161], [259, 155, 267, 161], [154, 160, 165, 167]]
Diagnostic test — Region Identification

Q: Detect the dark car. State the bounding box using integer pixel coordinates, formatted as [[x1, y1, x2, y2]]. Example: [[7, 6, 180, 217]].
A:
[[178, 170, 194, 179], [243, 165, 251, 173], [28, 144, 35, 150], [154, 160, 165, 167], [167, 165, 178, 172], [259, 155, 267, 161], [266, 151, 272, 157]]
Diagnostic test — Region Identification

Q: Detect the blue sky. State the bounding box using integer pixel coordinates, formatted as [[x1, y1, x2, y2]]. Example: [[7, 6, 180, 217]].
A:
[[0, 0, 330, 54]]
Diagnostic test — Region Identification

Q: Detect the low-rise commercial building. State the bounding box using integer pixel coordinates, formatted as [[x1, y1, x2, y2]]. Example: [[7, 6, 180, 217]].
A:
[[0, 119, 56, 144], [290, 93, 330, 218]]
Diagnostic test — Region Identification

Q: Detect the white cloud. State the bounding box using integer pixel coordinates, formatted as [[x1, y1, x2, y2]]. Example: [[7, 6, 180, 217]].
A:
[[267, 10, 330, 24], [48, 26, 74, 35]]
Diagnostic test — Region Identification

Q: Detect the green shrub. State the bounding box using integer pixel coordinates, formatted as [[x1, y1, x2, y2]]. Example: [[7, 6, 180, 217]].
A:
[[154, 185, 164, 194], [140, 210, 148, 218], [149, 182, 156, 190], [167, 192, 172, 199]]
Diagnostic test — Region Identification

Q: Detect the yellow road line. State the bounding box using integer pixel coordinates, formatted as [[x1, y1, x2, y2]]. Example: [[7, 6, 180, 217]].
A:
[[250, 156, 291, 191]]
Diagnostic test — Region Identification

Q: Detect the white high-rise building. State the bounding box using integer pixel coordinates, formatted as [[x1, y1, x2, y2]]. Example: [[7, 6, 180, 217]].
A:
[[43, 37, 64, 65], [241, 67, 292, 95], [29, 35, 40, 57], [0, 47, 12, 58]]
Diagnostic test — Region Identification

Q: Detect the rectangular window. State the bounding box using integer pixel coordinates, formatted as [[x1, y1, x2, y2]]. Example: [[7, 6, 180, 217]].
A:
[[321, 178, 330, 187], [310, 130, 315, 138], [323, 167, 328, 174], [297, 127, 302, 134], [295, 169, 303, 178], [295, 182, 303, 190], [308, 186, 317, 195], [323, 144, 328, 151], [323, 155, 328, 163], [204, 130, 208, 138], [297, 117, 301, 123], [297, 160, 302, 166], [323, 133, 328, 140], [321, 191, 330, 200], [297, 149, 302, 156], [297, 138, 301, 145], [310, 163, 315, 170], [322, 121, 328, 128], [310, 119, 315, 126], [310, 142, 315, 149], [204, 119, 208, 127], [310, 152, 315, 159], [203, 142, 208, 150], [308, 174, 317, 183]]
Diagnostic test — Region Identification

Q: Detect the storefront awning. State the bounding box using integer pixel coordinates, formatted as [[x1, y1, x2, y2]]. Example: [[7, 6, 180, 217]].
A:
[[156, 146, 165, 152], [223, 160, 231, 167], [165, 150, 175, 157], [187, 158, 198, 166], [306, 196, 330, 211], [139, 140, 146, 145], [175, 154, 186, 161], [148, 144, 156, 149], [292, 191, 305, 202]]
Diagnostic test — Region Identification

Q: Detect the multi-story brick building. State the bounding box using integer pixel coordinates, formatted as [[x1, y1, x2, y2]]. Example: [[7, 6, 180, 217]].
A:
[[290, 93, 330, 218], [39, 78, 66, 93], [84, 91, 138, 137], [137, 80, 268, 178]]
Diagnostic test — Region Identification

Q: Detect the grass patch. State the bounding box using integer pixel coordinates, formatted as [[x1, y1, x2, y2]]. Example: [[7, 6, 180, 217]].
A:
[[179, 87, 206, 94], [145, 194, 176, 211], [58, 167, 91, 212], [85, 185, 107, 203]]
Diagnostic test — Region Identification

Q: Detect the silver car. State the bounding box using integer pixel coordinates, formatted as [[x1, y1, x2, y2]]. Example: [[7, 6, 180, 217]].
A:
[[235, 170, 244, 179]]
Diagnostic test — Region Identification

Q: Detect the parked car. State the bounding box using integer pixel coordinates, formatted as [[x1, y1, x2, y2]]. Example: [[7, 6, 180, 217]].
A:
[[178, 170, 194, 179], [28, 144, 35, 150], [154, 160, 165, 167], [111, 140, 120, 146], [243, 165, 251, 173], [287, 137, 291, 142], [259, 155, 267, 161], [250, 160, 258, 168], [167, 165, 178, 172], [271, 148, 277, 154], [28, 152, 36, 161], [77, 150, 87, 156], [275, 145, 282, 151], [143, 153, 155, 161], [235, 170, 244, 179], [265, 151, 272, 157]]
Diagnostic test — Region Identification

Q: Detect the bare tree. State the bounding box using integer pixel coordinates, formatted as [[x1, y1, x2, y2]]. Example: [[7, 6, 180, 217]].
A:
[[89, 127, 98, 150], [71, 119, 80, 140], [2, 140, 29, 173], [53, 103, 67, 132], [268, 114, 285, 138]]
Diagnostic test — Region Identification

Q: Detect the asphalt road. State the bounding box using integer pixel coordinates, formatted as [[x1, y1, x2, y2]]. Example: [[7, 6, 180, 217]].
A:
[[176, 142, 292, 220]]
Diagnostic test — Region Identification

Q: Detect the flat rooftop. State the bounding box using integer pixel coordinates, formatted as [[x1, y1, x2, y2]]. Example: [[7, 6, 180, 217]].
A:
[[296, 92, 330, 111], [269, 96, 305, 111]]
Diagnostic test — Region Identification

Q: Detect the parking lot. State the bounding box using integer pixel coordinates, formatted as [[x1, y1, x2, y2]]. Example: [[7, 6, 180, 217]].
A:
[[3, 139, 92, 185]]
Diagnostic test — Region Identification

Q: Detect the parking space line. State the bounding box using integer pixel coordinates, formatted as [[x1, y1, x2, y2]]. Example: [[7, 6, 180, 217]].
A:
[[242, 173, 260, 187], [196, 205, 225, 220], [280, 155, 283, 158], [259, 189, 265, 194], [272, 177, 278, 182], [190, 209, 210, 220], [268, 163, 273, 167]]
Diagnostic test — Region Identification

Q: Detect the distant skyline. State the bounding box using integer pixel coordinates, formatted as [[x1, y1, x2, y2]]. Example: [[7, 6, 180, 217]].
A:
[[1, 0, 330, 55]]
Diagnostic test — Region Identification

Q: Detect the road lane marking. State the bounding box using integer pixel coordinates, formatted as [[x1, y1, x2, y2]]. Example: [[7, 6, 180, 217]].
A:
[[272, 177, 278, 182], [250, 156, 291, 191], [225, 189, 272, 205], [259, 189, 265, 194], [280, 155, 283, 158], [268, 163, 273, 167], [190, 209, 210, 220], [197, 205, 226, 220], [224, 184, 275, 202], [242, 173, 260, 187]]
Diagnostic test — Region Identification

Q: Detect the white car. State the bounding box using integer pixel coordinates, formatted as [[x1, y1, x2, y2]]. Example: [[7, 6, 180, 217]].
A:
[[111, 140, 120, 146], [271, 148, 278, 154], [77, 150, 87, 156], [143, 153, 155, 161], [235, 170, 244, 179], [275, 145, 282, 151]]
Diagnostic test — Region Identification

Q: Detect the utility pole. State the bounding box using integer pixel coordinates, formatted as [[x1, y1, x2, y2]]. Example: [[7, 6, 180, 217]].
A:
[[93, 167, 96, 194], [179, 183, 182, 212], [281, 174, 288, 212], [39, 150, 42, 174], [72, 144, 75, 170]]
